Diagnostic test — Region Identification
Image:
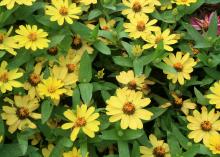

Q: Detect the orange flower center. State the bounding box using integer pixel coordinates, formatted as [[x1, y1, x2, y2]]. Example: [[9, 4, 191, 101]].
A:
[[173, 62, 183, 72], [47, 47, 58, 55], [101, 25, 109, 30], [155, 35, 163, 43], [28, 33, 37, 42], [153, 146, 166, 157], [72, 36, 82, 50], [215, 145, 220, 151], [132, 1, 142, 12], [29, 73, 41, 86], [123, 102, 135, 115], [75, 117, 86, 127], [66, 64, 76, 73], [59, 6, 68, 16], [0, 72, 8, 83], [128, 80, 137, 89], [17, 107, 29, 120], [0, 34, 4, 44], [136, 21, 145, 31], [48, 86, 56, 93], [174, 97, 183, 106], [201, 121, 212, 131]]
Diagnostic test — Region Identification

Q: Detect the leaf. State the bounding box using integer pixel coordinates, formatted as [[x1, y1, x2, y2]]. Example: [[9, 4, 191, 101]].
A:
[[88, 9, 102, 20], [147, 107, 167, 121], [72, 86, 81, 109], [131, 141, 140, 157], [79, 83, 93, 104], [17, 134, 28, 155], [207, 12, 218, 38], [93, 40, 111, 55], [49, 34, 65, 47], [41, 99, 54, 124], [153, 62, 177, 73], [118, 141, 130, 157], [194, 87, 209, 105], [121, 41, 132, 57], [70, 22, 91, 40], [79, 52, 92, 83], [167, 133, 181, 156], [203, 67, 220, 80], [112, 56, 133, 67]]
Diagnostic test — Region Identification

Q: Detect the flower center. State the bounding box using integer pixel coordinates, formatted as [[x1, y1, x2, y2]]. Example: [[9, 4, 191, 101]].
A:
[[153, 146, 166, 157], [75, 117, 86, 127], [136, 21, 145, 31], [48, 86, 56, 93], [47, 47, 58, 55], [0, 34, 4, 44], [132, 1, 142, 12], [29, 73, 41, 86], [66, 64, 76, 73], [201, 121, 212, 131], [71, 36, 82, 50], [123, 102, 135, 115], [128, 80, 136, 89], [215, 145, 220, 151], [101, 25, 109, 30], [173, 62, 183, 72], [155, 35, 163, 43], [16, 107, 29, 120], [28, 33, 37, 42], [59, 6, 68, 16], [0, 72, 8, 83], [174, 97, 183, 106]]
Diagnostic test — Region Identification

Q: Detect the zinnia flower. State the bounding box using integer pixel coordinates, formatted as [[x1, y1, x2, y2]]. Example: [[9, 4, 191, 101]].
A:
[[80, 0, 97, 5], [206, 81, 220, 109], [0, 0, 36, 9], [61, 104, 100, 141], [205, 134, 220, 154], [173, 0, 197, 6], [63, 147, 88, 157], [42, 144, 54, 157], [106, 88, 153, 130]]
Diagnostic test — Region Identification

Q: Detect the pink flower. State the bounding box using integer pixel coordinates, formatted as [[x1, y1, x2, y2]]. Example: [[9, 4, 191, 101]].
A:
[[190, 12, 220, 35]]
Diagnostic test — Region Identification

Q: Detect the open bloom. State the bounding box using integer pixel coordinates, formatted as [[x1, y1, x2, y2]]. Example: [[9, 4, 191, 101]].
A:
[[45, 0, 81, 25], [122, 0, 160, 19], [1, 95, 41, 133], [143, 28, 179, 51], [205, 134, 220, 154], [80, 0, 97, 5], [163, 52, 197, 85], [0, 27, 19, 55], [106, 88, 153, 130], [0, 61, 23, 93], [206, 81, 220, 109], [172, 0, 197, 6], [124, 14, 159, 39], [42, 144, 54, 157], [63, 147, 88, 157], [61, 104, 100, 141], [187, 106, 220, 145], [140, 134, 171, 157], [14, 25, 50, 51], [0, 0, 36, 9]]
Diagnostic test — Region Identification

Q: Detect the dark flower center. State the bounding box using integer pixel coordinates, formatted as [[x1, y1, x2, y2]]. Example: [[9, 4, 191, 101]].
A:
[[66, 64, 76, 73], [128, 80, 136, 89], [0, 72, 8, 83], [29, 73, 41, 86], [59, 6, 68, 16], [153, 146, 166, 157], [123, 102, 135, 115], [201, 121, 212, 131], [47, 47, 58, 55], [136, 21, 145, 31], [132, 1, 142, 12], [28, 33, 37, 42], [71, 36, 82, 50], [75, 117, 86, 127], [17, 107, 29, 120], [173, 62, 183, 72], [0, 34, 4, 44]]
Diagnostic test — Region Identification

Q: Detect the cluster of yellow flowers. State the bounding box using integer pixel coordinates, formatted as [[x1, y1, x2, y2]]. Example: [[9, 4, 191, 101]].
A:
[[1, 0, 220, 157]]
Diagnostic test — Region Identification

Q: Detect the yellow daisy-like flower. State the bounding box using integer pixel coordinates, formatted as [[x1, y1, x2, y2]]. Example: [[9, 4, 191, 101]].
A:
[[124, 14, 159, 39], [143, 28, 179, 51], [99, 17, 116, 31], [42, 144, 54, 157], [172, 0, 197, 6], [45, 0, 81, 26], [0, 27, 19, 55], [14, 25, 50, 51], [206, 81, 220, 109], [0, 60, 23, 93], [163, 52, 197, 85], [63, 147, 88, 157], [106, 88, 153, 130], [80, 0, 97, 5], [37, 76, 66, 101], [0, 0, 36, 10], [1, 95, 41, 133], [140, 134, 171, 157], [205, 134, 220, 154], [122, 0, 160, 19], [187, 106, 220, 145], [61, 104, 100, 141]]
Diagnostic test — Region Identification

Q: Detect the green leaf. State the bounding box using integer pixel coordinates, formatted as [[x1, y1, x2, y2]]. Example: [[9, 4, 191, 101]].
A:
[[17, 134, 28, 155], [207, 12, 218, 37], [194, 87, 209, 105], [118, 141, 130, 157], [41, 99, 54, 124], [93, 40, 111, 55], [70, 22, 91, 40], [167, 133, 181, 156], [121, 41, 132, 57], [88, 9, 102, 20], [147, 107, 167, 121], [72, 86, 81, 109], [49, 34, 65, 47], [203, 67, 220, 80], [113, 56, 133, 67], [79, 52, 92, 83], [131, 141, 140, 157], [153, 62, 176, 73], [79, 83, 93, 104]]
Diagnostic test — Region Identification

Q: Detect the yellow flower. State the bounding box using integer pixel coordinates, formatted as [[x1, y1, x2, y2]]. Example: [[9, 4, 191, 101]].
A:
[[63, 147, 88, 157], [143, 28, 179, 51], [99, 17, 116, 31], [80, 0, 97, 5], [163, 52, 197, 85], [1, 95, 41, 133], [42, 144, 54, 157], [14, 25, 50, 51], [0, 27, 19, 55], [0, 61, 23, 93], [205, 134, 220, 154], [206, 81, 220, 109], [172, 93, 196, 115], [124, 14, 159, 39], [106, 88, 153, 130], [187, 106, 220, 145], [71, 35, 94, 54], [172, 0, 197, 6], [122, 0, 160, 19], [160, 2, 173, 10], [140, 134, 171, 157], [61, 104, 100, 141], [45, 0, 81, 26], [132, 44, 143, 57], [30, 133, 42, 145], [0, 0, 35, 9], [37, 77, 66, 101]]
